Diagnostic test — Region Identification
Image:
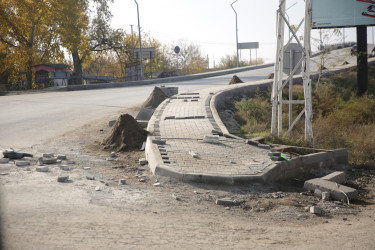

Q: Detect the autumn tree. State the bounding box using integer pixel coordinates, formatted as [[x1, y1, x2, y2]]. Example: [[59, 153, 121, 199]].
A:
[[0, 0, 64, 88]]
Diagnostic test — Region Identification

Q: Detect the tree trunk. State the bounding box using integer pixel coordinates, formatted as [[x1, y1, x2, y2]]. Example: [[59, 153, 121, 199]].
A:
[[72, 51, 83, 85], [26, 59, 33, 89]]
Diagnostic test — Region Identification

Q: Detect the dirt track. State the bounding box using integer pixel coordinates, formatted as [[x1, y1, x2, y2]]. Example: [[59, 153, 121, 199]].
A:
[[1, 109, 375, 249]]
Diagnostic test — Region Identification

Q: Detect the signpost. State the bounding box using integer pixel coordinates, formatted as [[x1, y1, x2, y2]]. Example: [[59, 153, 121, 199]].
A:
[[311, 0, 374, 95], [238, 42, 259, 65]]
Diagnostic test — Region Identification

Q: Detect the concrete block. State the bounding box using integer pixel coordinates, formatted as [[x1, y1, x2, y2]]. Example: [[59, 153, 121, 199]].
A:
[[246, 139, 259, 146], [15, 160, 30, 167], [57, 154, 67, 160], [36, 166, 49, 172], [310, 206, 323, 215], [268, 151, 281, 157], [304, 178, 358, 201], [135, 107, 154, 121], [322, 192, 330, 201], [43, 157, 57, 164], [119, 179, 127, 185], [59, 165, 70, 171], [215, 199, 239, 206], [321, 171, 346, 184], [0, 158, 10, 164], [258, 144, 271, 150], [57, 176, 69, 182], [314, 189, 322, 198], [203, 135, 220, 144], [43, 153, 54, 158], [36, 157, 44, 166]]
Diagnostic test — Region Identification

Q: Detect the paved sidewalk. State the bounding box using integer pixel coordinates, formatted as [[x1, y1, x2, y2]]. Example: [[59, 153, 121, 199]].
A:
[[146, 83, 278, 184]]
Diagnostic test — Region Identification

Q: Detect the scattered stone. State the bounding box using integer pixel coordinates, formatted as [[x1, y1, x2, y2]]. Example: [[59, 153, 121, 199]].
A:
[[57, 175, 69, 183], [268, 151, 281, 157], [189, 151, 199, 159], [57, 154, 67, 160], [153, 182, 161, 187], [110, 152, 116, 158], [0, 158, 9, 164], [119, 179, 127, 185], [43, 157, 57, 164], [211, 129, 223, 136], [56, 159, 62, 164], [83, 167, 91, 170], [36, 166, 49, 172], [3, 149, 33, 159], [203, 135, 220, 144], [59, 165, 70, 171], [216, 198, 237, 206], [139, 158, 148, 166], [322, 192, 330, 201], [304, 206, 310, 212], [258, 144, 271, 150], [15, 160, 30, 167], [310, 206, 323, 215], [0, 172, 9, 175], [26, 167, 31, 171], [230, 160, 236, 164], [106, 157, 115, 162], [95, 186, 101, 191], [314, 189, 322, 198], [43, 153, 54, 158], [86, 174, 95, 180], [67, 160, 75, 164], [172, 193, 181, 201], [321, 171, 346, 184], [138, 178, 145, 182], [112, 166, 119, 169], [225, 207, 230, 210], [36, 157, 44, 166]]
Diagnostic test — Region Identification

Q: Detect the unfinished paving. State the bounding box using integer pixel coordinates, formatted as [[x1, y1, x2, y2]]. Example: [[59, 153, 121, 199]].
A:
[[145, 81, 348, 184]]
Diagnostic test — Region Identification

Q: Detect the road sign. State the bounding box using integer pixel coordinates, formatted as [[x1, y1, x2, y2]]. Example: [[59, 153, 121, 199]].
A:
[[312, 0, 375, 29], [238, 42, 259, 50], [133, 47, 156, 59], [283, 43, 302, 75]]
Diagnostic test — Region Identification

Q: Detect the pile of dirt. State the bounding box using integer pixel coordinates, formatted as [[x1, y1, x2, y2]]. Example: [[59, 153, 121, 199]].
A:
[[101, 114, 148, 152], [229, 75, 244, 85], [142, 87, 168, 109]]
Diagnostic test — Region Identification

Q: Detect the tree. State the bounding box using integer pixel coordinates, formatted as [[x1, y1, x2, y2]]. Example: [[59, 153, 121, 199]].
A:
[[0, 0, 64, 88]]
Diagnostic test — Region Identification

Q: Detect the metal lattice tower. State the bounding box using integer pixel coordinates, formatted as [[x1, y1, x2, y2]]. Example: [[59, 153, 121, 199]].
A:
[[271, 0, 314, 146]]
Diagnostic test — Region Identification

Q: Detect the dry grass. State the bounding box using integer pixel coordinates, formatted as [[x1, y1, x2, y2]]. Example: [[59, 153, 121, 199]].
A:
[[235, 66, 375, 166]]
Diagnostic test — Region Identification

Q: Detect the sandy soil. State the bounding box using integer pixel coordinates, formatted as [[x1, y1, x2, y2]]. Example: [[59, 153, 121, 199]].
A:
[[1, 108, 375, 249]]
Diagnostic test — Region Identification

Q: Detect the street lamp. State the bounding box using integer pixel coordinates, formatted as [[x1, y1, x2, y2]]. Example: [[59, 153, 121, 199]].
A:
[[231, 0, 239, 68], [134, 0, 144, 80]]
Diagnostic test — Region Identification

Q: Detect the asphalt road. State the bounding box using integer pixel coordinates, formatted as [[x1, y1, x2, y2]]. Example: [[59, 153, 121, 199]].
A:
[[0, 66, 274, 149], [0, 47, 355, 150]]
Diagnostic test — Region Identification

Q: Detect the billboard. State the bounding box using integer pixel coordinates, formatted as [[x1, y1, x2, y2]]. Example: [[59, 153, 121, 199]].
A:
[[238, 42, 259, 50], [312, 0, 375, 29]]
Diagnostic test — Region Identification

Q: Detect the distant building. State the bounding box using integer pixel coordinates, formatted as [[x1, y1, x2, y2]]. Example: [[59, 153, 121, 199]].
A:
[[33, 63, 70, 87]]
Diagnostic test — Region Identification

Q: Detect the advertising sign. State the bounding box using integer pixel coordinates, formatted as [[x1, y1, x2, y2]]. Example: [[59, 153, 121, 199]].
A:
[[312, 0, 375, 29], [238, 42, 259, 50]]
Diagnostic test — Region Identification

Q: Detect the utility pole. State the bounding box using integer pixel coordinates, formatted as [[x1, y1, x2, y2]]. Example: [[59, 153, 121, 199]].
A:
[[357, 25, 368, 96], [130, 25, 135, 63], [231, 0, 239, 68], [134, 0, 144, 80]]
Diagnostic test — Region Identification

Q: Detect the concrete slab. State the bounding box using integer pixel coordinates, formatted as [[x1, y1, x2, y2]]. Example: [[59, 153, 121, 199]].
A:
[[322, 171, 346, 184], [304, 178, 358, 201]]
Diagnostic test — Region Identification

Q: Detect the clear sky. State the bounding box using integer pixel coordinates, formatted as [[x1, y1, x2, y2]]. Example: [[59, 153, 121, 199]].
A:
[[109, 0, 372, 67]]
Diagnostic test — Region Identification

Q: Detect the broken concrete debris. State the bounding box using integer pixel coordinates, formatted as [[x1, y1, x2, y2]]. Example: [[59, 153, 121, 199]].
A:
[[106, 157, 115, 162], [57, 175, 69, 183], [0, 158, 10, 164], [310, 206, 323, 215], [172, 193, 181, 201], [322, 171, 346, 184], [215, 198, 239, 206], [57, 154, 67, 160], [119, 179, 127, 185], [15, 160, 30, 167], [304, 178, 358, 202], [86, 174, 95, 180], [189, 151, 198, 159], [2, 148, 33, 159], [322, 192, 330, 201], [95, 186, 101, 191], [59, 165, 70, 171], [43, 157, 57, 164], [153, 182, 161, 187], [36, 157, 44, 166], [43, 153, 54, 158], [36, 166, 49, 172], [203, 135, 220, 144]]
